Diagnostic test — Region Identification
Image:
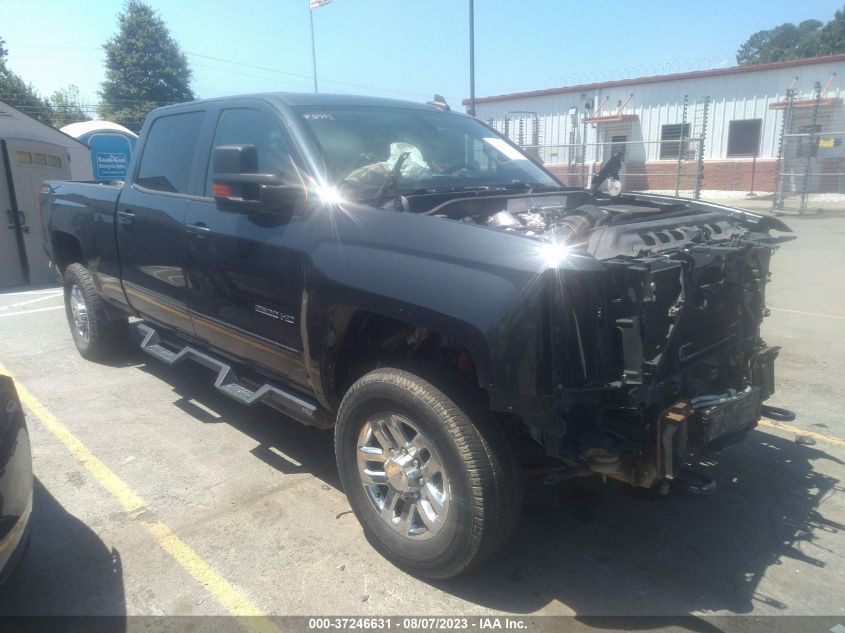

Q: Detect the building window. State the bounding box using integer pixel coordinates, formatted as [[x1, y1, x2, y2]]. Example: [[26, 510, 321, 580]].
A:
[[659, 123, 691, 159], [727, 119, 762, 157], [610, 135, 627, 159]]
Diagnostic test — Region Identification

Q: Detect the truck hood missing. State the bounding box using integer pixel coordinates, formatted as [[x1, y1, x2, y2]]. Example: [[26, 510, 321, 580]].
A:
[[421, 189, 793, 261]]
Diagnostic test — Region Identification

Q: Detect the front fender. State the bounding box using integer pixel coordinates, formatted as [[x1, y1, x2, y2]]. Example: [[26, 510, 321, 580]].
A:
[[300, 203, 601, 413]]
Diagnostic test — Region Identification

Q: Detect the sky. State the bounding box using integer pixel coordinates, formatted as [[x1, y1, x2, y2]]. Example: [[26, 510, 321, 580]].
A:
[[2, 0, 843, 111]]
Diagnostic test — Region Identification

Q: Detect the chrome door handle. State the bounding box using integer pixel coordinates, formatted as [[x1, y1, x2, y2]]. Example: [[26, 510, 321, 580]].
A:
[[185, 222, 211, 237], [116, 210, 135, 226]]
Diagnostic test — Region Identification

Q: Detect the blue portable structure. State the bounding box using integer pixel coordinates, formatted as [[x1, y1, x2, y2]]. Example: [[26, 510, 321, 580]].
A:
[[61, 120, 138, 182]]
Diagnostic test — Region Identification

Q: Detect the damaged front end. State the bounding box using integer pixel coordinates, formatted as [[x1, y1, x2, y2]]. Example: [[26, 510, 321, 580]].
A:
[[523, 195, 794, 489]]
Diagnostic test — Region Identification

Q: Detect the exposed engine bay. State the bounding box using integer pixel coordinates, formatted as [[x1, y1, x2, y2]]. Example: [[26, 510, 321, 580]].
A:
[[421, 190, 783, 261]]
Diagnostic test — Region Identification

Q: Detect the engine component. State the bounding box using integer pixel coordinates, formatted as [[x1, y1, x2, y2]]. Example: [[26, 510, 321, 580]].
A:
[[487, 210, 522, 229]]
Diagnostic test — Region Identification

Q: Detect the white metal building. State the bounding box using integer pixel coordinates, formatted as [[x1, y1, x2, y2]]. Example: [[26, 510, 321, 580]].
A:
[[467, 53, 845, 193], [0, 100, 93, 288]]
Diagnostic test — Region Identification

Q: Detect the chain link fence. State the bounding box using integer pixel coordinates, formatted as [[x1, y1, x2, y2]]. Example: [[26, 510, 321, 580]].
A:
[[486, 86, 844, 213], [519, 138, 706, 198], [775, 130, 845, 215]]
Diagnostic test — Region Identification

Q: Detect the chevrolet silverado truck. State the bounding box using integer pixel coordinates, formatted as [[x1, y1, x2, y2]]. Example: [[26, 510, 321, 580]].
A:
[[40, 93, 793, 579]]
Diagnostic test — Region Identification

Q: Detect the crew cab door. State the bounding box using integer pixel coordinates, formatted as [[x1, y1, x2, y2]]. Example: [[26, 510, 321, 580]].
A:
[[116, 109, 206, 335], [183, 103, 311, 389]]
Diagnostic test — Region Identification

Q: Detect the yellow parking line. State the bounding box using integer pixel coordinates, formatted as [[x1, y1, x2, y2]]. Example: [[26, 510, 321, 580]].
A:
[[759, 418, 845, 447], [0, 360, 279, 628], [9, 374, 147, 517], [144, 520, 265, 617]]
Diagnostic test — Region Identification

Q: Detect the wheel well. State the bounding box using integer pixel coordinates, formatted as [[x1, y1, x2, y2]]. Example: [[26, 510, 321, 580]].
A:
[[52, 231, 84, 276], [330, 310, 481, 405]]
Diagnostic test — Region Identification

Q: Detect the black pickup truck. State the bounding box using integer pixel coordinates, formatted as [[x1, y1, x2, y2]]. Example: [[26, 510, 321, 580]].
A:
[[40, 93, 792, 579]]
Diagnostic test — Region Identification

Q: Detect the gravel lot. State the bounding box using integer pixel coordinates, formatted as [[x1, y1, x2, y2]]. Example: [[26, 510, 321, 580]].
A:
[[0, 209, 843, 623]]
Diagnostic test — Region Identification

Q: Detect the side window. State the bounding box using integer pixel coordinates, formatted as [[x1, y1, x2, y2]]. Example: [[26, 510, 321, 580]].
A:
[[206, 108, 293, 196], [136, 111, 205, 194], [468, 137, 495, 172]]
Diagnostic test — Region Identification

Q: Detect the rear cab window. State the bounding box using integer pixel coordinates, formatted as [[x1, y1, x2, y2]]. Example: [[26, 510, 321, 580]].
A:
[[135, 111, 205, 194]]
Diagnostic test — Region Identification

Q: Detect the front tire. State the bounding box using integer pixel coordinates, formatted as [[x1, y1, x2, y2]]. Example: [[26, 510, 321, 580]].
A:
[[63, 263, 127, 361], [335, 362, 522, 579]]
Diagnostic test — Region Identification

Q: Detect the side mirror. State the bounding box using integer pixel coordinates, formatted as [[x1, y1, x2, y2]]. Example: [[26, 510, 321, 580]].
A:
[[212, 144, 304, 215]]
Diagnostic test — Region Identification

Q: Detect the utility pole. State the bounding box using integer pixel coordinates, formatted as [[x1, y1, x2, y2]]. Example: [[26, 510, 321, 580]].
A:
[[468, 0, 476, 116], [310, 9, 319, 93]]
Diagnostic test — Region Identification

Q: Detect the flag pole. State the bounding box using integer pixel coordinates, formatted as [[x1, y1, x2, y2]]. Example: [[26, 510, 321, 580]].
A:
[[310, 8, 318, 93], [468, 0, 475, 116]]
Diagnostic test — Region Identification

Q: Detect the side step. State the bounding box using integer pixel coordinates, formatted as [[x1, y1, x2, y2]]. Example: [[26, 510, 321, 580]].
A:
[[135, 323, 330, 429]]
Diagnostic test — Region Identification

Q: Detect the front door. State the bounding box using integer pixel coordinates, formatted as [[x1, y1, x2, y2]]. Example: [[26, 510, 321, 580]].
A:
[[184, 103, 310, 388], [2, 139, 72, 285], [116, 109, 206, 335]]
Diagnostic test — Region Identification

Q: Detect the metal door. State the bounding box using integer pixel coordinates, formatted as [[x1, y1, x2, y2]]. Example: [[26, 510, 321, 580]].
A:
[[0, 145, 26, 288], [116, 109, 206, 336], [184, 103, 310, 389], [2, 139, 72, 285]]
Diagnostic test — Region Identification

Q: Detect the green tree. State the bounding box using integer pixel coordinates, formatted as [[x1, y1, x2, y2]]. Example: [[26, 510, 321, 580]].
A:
[[736, 5, 845, 65], [49, 85, 90, 127], [812, 4, 845, 56], [99, 1, 195, 131], [0, 36, 54, 124]]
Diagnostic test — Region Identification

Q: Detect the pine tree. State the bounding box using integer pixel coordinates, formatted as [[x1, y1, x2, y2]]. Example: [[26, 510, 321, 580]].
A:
[[736, 5, 845, 66], [99, 1, 195, 131]]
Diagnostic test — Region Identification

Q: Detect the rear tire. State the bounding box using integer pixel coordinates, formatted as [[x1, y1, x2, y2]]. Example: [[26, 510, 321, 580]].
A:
[[63, 263, 127, 361], [335, 362, 522, 579]]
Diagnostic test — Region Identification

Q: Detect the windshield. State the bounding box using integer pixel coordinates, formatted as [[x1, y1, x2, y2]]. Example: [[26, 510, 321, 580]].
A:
[[294, 105, 560, 197]]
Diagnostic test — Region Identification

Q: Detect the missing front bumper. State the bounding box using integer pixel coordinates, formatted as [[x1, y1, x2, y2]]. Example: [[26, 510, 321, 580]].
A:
[[690, 386, 763, 451], [634, 386, 764, 488]]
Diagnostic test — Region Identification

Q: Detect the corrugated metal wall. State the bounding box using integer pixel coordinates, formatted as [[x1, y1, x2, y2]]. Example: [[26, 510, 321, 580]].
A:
[[475, 60, 844, 162]]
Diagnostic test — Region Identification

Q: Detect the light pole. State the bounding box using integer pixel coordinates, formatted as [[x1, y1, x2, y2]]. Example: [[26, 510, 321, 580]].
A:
[[468, 0, 476, 116], [310, 9, 318, 93]]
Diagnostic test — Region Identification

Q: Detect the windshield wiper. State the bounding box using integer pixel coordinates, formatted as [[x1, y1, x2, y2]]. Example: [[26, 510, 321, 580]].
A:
[[408, 182, 558, 196], [501, 181, 564, 192], [407, 184, 508, 195]]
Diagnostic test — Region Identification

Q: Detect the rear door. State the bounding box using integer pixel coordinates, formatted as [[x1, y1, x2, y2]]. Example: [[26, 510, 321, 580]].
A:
[[183, 102, 311, 388], [2, 139, 72, 285], [116, 109, 206, 336]]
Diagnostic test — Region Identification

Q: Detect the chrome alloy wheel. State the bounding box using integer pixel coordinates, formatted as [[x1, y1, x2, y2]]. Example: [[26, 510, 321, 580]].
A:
[[357, 413, 450, 540], [69, 284, 90, 342]]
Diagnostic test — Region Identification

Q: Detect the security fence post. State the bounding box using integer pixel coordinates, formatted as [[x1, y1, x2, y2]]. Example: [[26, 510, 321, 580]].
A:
[[773, 88, 795, 212], [800, 82, 823, 216], [694, 96, 709, 200], [675, 95, 689, 197]]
